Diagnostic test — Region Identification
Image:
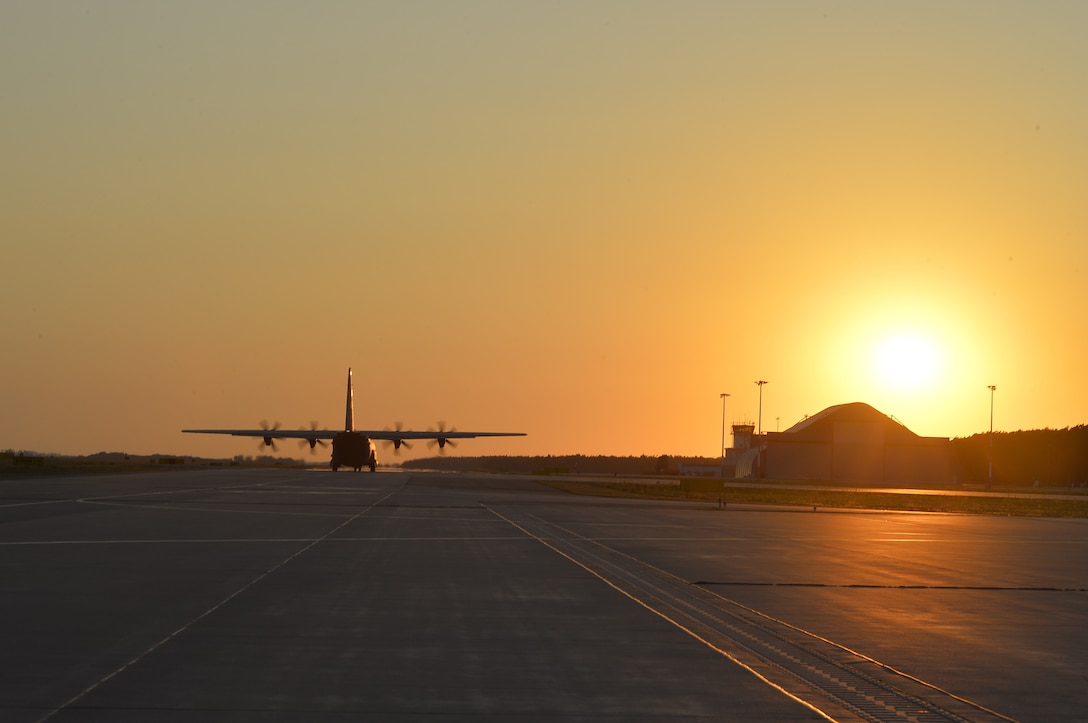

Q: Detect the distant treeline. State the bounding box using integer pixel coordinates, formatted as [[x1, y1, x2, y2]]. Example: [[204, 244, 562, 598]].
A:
[[1, 450, 307, 472], [400, 454, 717, 477], [402, 426, 1088, 487], [950, 426, 1088, 487]]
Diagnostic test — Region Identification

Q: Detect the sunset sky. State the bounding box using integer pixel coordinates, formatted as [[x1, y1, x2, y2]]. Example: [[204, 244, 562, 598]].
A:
[[4, 2, 1086, 462]]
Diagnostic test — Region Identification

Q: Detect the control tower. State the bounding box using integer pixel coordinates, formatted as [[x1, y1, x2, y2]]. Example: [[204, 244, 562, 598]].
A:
[[730, 423, 756, 452]]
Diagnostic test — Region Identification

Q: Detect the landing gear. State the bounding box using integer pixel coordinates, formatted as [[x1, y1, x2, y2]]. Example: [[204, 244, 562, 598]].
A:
[[330, 460, 372, 473]]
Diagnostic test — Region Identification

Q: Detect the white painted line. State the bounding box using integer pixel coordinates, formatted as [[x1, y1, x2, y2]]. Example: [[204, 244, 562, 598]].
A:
[[36, 489, 396, 723]]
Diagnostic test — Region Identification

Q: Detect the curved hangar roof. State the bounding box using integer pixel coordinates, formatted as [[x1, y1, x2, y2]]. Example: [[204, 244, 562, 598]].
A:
[[782, 402, 937, 441]]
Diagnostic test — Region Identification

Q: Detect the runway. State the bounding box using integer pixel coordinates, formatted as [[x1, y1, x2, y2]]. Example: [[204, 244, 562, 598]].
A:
[[2, 469, 1085, 721]]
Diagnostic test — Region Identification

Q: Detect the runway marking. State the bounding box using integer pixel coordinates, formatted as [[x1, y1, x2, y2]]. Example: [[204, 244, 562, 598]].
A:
[[0, 538, 326, 546], [72, 499, 515, 524], [79, 498, 352, 518], [35, 488, 397, 723], [489, 505, 1019, 723], [0, 476, 307, 511], [699, 581, 1088, 592], [0, 535, 533, 546], [487, 506, 834, 722], [0, 498, 72, 510], [566, 534, 1088, 546]]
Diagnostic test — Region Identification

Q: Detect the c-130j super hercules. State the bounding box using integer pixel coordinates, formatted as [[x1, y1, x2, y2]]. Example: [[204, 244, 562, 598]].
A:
[[184, 368, 525, 471]]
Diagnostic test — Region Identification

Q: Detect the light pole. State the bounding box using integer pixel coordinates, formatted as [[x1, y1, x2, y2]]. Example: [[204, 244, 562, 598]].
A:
[[719, 393, 730, 466], [755, 380, 768, 436], [987, 385, 996, 487]]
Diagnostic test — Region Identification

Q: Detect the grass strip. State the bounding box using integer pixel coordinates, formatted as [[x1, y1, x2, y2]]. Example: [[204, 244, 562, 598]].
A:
[[541, 480, 1088, 518]]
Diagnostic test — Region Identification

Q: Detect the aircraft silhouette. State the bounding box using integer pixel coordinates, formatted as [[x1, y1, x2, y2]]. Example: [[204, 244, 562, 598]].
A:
[[183, 368, 524, 471]]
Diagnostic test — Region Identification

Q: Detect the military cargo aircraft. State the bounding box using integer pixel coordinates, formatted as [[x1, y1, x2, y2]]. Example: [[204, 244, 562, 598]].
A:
[[183, 368, 524, 471]]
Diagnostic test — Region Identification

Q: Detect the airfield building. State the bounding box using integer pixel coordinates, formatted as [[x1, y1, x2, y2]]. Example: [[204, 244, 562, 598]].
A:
[[734, 402, 951, 486]]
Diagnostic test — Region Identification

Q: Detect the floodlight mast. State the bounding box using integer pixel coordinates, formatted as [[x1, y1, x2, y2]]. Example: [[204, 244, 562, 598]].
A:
[[987, 385, 996, 487], [755, 380, 768, 436], [719, 393, 731, 466]]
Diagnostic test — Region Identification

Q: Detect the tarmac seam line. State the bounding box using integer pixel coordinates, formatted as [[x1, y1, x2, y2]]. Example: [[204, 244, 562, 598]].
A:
[[34, 489, 396, 723]]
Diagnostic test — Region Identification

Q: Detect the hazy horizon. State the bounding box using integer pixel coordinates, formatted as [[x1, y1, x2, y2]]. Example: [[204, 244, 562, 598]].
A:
[[4, 3, 1086, 462]]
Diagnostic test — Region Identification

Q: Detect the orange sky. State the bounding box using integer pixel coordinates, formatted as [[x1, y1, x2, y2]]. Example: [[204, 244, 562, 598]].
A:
[[3, 3, 1086, 462]]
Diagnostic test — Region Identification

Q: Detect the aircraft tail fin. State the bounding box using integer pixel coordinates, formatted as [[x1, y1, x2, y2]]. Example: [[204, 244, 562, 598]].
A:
[[345, 368, 355, 432]]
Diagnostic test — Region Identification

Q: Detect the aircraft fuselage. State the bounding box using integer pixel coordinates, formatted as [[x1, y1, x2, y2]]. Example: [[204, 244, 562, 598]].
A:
[[331, 432, 377, 472]]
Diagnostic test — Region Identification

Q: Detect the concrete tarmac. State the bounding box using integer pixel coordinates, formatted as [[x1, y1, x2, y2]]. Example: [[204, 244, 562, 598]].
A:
[[1, 469, 1085, 721]]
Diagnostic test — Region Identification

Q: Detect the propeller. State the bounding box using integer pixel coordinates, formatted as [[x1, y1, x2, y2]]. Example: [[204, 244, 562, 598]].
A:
[[382, 422, 413, 455], [427, 421, 458, 453], [298, 421, 329, 455], [258, 420, 282, 452]]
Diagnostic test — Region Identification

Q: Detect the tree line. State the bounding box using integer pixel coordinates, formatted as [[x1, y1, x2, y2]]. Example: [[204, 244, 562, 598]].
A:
[[400, 454, 714, 476], [950, 426, 1088, 487], [402, 426, 1088, 488]]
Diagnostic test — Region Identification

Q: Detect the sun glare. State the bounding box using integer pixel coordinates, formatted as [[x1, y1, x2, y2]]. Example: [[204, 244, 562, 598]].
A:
[[871, 331, 940, 390]]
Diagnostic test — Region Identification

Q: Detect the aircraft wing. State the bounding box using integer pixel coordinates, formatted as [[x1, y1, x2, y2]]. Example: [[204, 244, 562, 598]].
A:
[[182, 429, 525, 442], [182, 429, 339, 440], [360, 430, 526, 442]]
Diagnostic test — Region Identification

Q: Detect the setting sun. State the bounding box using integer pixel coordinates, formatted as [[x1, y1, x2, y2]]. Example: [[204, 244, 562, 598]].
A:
[[871, 331, 941, 391]]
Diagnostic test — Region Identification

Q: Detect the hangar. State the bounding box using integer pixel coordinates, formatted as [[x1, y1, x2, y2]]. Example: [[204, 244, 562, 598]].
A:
[[749, 402, 951, 486]]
